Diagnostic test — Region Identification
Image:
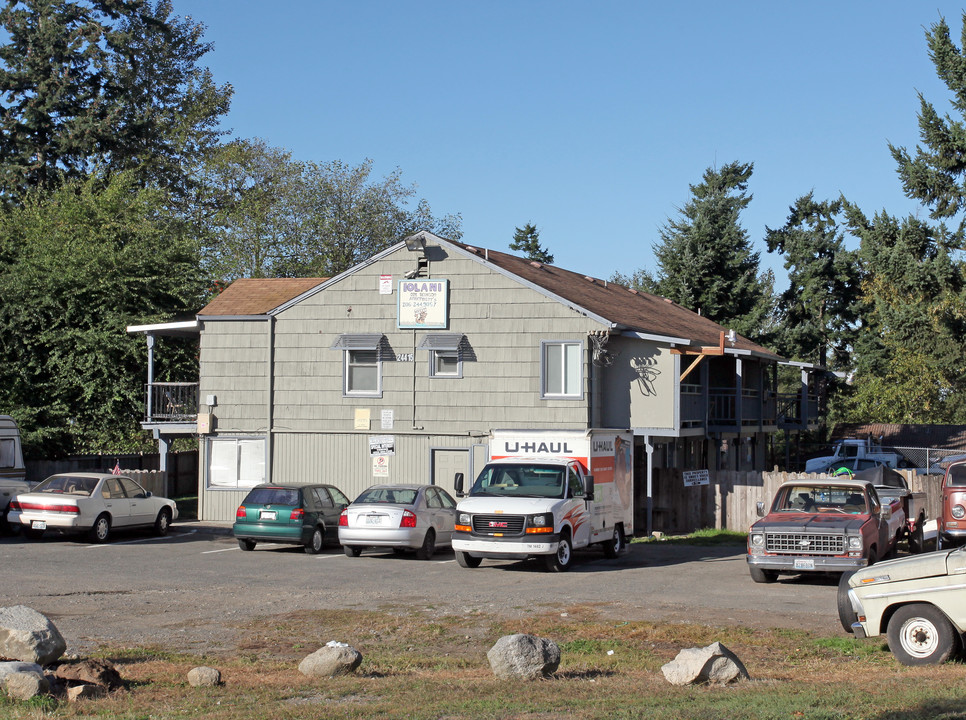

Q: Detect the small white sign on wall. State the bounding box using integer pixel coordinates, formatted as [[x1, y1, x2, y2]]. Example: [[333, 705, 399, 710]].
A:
[[381, 409, 394, 430], [683, 469, 710, 487], [373, 455, 390, 477], [379, 275, 393, 294]]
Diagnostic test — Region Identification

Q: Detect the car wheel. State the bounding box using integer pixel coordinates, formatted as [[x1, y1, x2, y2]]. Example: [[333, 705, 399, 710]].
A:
[[602, 525, 624, 558], [866, 547, 878, 566], [837, 571, 858, 633], [238, 539, 256, 551], [344, 545, 362, 557], [416, 529, 436, 560], [887, 603, 958, 666], [22, 527, 44, 540], [154, 508, 172, 536], [305, 527, 324, 555], [749, 566, 778, 584], [544, 532, 573, 572], [89, 514, 111, 543], [456, 551, 482, 568]]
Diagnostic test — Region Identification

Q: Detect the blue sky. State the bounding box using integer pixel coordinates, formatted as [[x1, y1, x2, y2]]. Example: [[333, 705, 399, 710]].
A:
[[178, 1, 966, 289]]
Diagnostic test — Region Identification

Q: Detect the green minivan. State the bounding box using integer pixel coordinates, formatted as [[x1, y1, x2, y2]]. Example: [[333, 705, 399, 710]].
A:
[[233, 483, 349, 553]]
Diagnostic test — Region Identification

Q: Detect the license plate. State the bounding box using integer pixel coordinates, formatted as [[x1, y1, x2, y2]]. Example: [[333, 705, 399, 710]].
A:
[[366, 515, 383, 525], [259, 510, 277, 520], [794, 558, 815, 570], [32, 521, 47, 530]]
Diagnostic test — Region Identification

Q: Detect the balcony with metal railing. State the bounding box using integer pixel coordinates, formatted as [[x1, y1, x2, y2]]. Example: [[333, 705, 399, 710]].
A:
[[144, 382, 199, 424]]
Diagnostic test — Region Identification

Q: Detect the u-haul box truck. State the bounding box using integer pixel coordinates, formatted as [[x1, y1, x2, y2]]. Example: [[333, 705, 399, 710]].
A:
[[452, 429, 633, 571], [0, 415, 28, 530]]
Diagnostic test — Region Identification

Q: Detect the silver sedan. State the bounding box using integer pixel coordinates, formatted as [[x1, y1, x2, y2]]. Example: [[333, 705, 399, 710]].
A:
[[338, 484, 457, 560]]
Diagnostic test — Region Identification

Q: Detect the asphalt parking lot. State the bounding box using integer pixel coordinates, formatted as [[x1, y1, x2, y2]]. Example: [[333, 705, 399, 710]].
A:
[[0, 523, 845, 654]]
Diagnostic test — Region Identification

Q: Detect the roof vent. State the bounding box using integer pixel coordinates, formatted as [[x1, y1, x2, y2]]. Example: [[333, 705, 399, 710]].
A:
[[584, 276, 595, 283], [627, 288, 639, 295], [465, 245, 479, 254], [663, 297, 673, 304], [530, 261, 542, 268]]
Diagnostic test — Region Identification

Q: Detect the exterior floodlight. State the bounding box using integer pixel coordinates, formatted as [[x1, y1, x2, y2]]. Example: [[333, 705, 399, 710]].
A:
[[405, 234, 427, 252]]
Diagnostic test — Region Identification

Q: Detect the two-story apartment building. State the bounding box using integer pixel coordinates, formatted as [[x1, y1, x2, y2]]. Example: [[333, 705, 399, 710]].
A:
[[130, 232, 820, 531]]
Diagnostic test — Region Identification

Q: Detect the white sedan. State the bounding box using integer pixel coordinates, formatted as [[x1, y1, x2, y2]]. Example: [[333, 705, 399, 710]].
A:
[[9, 472, 178, 543], [338, 484, 457, 560]]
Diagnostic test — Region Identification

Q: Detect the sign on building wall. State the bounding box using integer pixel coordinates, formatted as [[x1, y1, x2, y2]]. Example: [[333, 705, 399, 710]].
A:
[[369, 435, 395, 456], [683, 469, 710, 487], [373, 454, 390, 477], [397, 279, 449, 329]]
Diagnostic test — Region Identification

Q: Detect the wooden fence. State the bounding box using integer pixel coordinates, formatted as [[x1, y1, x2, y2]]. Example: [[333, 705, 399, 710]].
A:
[[650, 468, 943, 535]]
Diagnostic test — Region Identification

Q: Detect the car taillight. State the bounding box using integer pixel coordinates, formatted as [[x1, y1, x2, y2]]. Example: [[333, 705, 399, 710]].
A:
[[400, 510, 417, 528], [13, 501, 79, 514], [236, 505, 246, 519], [290, 508, 304, 521], [339, 509, 348, 526], [9, 500, 20, 511]]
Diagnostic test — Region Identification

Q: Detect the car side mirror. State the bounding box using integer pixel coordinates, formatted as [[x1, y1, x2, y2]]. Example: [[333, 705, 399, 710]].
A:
[[584, 474, 594, 501], [145, 491, 152, 498], [756, 501, 765, 518], [454, 472, 464, 496], [880, 505, 892, 520]]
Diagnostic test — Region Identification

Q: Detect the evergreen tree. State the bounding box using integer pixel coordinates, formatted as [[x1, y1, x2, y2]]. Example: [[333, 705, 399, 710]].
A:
[[649, 161, 773, 340], [510, 223, 553, 264], [764, 194, 860, 369]]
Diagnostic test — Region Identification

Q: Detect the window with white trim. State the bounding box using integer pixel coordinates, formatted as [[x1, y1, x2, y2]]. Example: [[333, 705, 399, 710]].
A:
[[331, 334, 385, 397], [417, 333, 464, 379], [542, 341, 582, 398], [207, 437, 265, 490]]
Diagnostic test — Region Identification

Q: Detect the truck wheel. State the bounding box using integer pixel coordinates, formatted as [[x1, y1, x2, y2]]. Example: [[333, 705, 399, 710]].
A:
[[908, 522, 925, 554], [837, 571, 858, 633], [456, 551, 482, 568], [602, 525, 624, 558], [866, 547, 878, 567], [749, 566, 778, 584], [887, 604, 958, 665], [544, 533, 573, 572]]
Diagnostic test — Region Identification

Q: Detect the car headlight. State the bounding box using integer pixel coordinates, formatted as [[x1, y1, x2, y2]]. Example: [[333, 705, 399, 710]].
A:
[[458, 512, 472, 526], [953, 505, 966, 520], [847, 536, 863, 551], [528, 513, 553, 528], [750, 533, 764, 547]]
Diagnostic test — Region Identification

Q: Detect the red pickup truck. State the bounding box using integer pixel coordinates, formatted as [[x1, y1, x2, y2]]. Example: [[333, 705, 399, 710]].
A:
[[747, 473, 912, 583]]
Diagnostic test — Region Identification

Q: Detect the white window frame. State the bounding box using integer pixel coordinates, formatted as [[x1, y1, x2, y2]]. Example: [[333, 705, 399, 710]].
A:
[[206, 437, 266, 490], [541, 340, 583, 399], [344, 348, 382, 397], [430, 349, 462, 378]]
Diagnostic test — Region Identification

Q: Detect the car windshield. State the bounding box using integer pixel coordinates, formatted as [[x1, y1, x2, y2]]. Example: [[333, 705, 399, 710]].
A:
[[243, 487, 300, 506], [777, 485, 868, 514], [33, 475, 98, 496], [470, 464, 566, 498], [947, 465, 966, 487], [355, 488, 418, 505]]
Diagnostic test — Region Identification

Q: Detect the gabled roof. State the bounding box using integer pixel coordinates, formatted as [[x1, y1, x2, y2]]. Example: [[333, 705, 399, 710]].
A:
[[446, 240, 780, 360], [197, 278, 328, 316], [831, 423, 966, 450]]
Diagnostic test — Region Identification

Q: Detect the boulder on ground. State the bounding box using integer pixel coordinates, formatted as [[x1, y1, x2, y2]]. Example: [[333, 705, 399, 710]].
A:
[[52, 658, 122, 689], [486, 633, 560, 680], [0, 661, 43, 685], [67, 684, 105, 701], [3, 670, 49, 700], [298, 642, 362, 677], [0, 605, 66, 665], [187, 666, 222, 687], [661, 641, 749, 686]]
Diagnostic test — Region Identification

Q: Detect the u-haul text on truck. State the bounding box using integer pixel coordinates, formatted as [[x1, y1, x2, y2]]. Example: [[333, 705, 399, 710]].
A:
[[452, 429, 633, 572]]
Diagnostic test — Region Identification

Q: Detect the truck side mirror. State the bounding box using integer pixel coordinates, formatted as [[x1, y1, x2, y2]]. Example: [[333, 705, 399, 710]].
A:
[[880, 505, 892, 520], [454, 472, 464, 496], [584, 474, 594, 501], [756, 501, 765, 518]]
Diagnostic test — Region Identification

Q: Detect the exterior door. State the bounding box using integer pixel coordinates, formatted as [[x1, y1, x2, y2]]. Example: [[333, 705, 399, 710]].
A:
[[102, 477, 133, 527], [432, 449, 470, 496]]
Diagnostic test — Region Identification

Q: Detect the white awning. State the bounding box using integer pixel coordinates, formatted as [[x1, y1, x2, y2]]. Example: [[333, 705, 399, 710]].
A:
[[416, 333, 464, 351], [330, 333, 385, 350]]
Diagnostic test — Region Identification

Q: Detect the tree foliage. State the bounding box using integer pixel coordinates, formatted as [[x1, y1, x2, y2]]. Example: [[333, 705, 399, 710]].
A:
[[764, 194, 860, 369], [509, 223, 553, 264], [0, 0, 231, 200], [0, 172, 205, 457], [643, 161, 774, 340]]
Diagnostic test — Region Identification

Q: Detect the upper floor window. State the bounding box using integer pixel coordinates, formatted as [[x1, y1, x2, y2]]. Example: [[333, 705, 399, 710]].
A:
[[330, 334, 385, 398], [541, 341, 582, 398], [417, 333, 464, 379]]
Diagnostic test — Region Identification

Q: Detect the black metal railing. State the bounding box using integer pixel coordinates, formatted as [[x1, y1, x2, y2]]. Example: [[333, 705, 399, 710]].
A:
[[145, 382, 199, 422]]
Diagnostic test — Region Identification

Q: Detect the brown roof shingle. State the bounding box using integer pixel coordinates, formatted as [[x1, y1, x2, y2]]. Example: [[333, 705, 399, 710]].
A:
[[198, 278, 327, 316]]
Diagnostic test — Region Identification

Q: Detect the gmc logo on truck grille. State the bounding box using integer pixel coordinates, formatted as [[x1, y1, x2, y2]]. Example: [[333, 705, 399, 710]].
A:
[[488, 521, 509, 528]]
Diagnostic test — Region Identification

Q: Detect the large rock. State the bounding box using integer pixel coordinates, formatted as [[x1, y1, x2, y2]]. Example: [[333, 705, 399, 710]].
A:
[[486, 634, 560, 680], [661, 642, 749, 686], [3, 671, 49, 700], [0, 661, 43, 684], [0, 606, 66, 665], [52, 658, 122, 689], [67, 684, 105, 702], [187, 666, 222, 687], [298, 642, 362, 677]]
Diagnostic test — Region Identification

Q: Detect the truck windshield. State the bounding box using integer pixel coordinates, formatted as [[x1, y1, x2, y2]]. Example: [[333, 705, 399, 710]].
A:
[[777, 485, 868, 514], [470, 464, 566, 499]]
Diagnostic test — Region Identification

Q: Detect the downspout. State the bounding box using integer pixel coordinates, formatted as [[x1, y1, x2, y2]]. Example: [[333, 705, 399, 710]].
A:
[[266, 316, 275, 483], [645, 435, 654, 536]]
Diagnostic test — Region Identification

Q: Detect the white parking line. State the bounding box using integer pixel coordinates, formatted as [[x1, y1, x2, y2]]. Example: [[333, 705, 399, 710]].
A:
[[314, 554, 344, 560], [201, 543, 284, 555], [83, 536, 177, 549]]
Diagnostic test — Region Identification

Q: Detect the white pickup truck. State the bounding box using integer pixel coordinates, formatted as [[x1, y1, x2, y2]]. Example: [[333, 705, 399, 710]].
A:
[[452, 430, 634, 572], [805, 438, 902, 474]]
